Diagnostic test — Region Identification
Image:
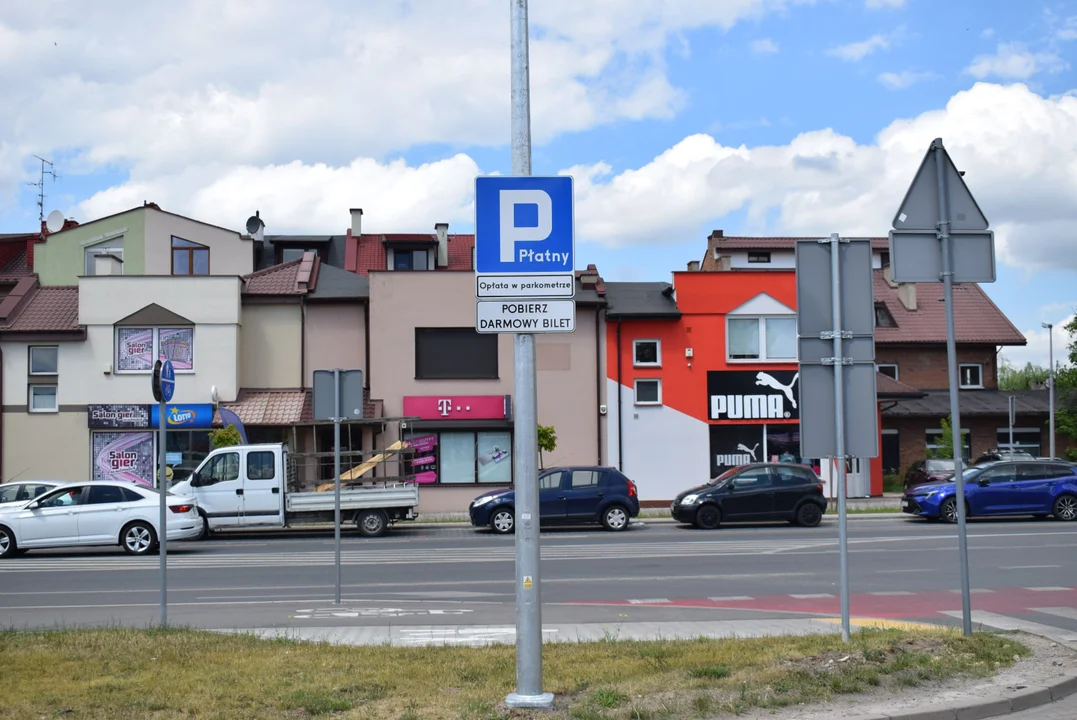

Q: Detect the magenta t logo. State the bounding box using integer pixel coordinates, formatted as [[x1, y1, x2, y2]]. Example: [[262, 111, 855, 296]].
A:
[[437, 399, 452, 416]]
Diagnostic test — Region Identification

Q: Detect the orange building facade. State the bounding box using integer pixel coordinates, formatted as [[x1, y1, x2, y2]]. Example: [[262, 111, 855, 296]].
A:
[[605, 269, 886, 504]]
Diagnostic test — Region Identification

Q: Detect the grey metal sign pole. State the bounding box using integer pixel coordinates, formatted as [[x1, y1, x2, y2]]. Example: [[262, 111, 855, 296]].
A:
[[506, 0, 552, 709], [826, 233, 851, 642], [333, 367, 342, 606], [158, 397, 167, 625], [1048, 327, 1056, 459], [934, 142, 973, 637]]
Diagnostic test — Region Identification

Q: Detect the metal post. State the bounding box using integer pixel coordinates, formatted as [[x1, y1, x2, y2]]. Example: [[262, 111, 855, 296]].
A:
[[333, 368, 342, 605], [506, 0, 552, 709], [1047, 324, 1056, 459], [158, 399, 168, 626], [829, 232, 850, 643], [935, 141, 973, 637], [1008, 396, 1015, 451]]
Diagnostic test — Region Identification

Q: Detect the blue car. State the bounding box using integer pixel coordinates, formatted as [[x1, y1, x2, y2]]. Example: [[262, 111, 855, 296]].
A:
[[468, 466, 640, 533], [901, 460, 1077, 522]]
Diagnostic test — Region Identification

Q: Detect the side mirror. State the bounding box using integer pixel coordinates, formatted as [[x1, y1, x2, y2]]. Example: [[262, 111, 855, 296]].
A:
[[977, 478, 990, 486], [26, 500, 41, 510]]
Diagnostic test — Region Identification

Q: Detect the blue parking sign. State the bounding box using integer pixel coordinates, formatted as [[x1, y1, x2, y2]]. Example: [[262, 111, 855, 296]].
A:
[[475, 176, 574, 275]]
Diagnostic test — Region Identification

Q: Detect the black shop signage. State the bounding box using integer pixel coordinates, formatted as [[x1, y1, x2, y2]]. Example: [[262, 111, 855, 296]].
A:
[[707, 370, 800, 421], [709, 425, 765, 478], [88, 404, 151, 429]]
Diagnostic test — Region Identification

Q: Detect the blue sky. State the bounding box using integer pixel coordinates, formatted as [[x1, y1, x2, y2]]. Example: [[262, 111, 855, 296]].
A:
[[1, 0, 1075, 365]]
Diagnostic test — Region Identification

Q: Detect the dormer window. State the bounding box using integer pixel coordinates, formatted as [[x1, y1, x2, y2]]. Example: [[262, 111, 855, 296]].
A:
[[747, 251, 771, 264], [874, 302, 896, 328], [172, 236, 209, 275], [389, 248, 432, 271]]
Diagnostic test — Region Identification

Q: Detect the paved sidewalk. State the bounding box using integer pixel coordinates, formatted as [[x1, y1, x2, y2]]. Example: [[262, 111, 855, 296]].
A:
[[1005, 692, 1077, 719]]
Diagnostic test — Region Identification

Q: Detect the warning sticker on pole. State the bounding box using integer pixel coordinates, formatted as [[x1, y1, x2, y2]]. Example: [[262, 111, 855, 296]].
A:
[[523, 576, 533, 589]]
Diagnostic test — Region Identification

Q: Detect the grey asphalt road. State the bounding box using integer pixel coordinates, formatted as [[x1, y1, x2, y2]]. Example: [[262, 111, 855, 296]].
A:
[[2, 516, 1076, 637]]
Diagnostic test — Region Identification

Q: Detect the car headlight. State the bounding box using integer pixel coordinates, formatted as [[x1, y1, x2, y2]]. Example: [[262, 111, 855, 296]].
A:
[[473, 495, 496, 507], [681, 494, 700, 505]]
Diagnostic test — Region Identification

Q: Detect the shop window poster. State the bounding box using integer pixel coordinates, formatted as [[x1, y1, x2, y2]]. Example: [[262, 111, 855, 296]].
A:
[[93, 432, 156, 486], [477, 431, 512, 484], [117, 327, 154, 372], [159, 327, 194, 370], [404, 433, 438, 484]]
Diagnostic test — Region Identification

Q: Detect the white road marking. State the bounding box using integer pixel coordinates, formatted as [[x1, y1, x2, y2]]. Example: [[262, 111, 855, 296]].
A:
[[789, 593, 833, 599], [948, 588, 995, 594], [1000, 565, 1061, 570], [1023, 586, 1073, 592]]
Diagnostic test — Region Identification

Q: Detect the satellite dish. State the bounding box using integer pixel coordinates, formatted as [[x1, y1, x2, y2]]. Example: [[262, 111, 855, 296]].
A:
[[245, 215, 263, 235], [45, 209, 65, 233]]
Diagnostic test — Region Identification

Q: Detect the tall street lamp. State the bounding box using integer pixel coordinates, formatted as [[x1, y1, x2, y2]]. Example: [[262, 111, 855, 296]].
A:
[[1042, 322, 1055, 459]]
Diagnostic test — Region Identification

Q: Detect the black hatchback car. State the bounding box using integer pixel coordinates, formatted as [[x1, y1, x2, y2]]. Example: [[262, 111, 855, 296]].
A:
[[670, 463, 827, 529]]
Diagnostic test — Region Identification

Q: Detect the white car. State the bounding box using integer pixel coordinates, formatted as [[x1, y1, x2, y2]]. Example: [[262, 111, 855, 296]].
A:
[[0, 481, 203, 558], [0, 481, 65, 509]]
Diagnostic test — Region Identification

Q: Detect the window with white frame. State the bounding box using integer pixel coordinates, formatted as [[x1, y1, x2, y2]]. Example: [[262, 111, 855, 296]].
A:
[[996, 428, 1041, 454], [29, 346, 58, 375], [634, 378, 662, 405], [84, 237, 125, 276], [633, 339, 661, 367], [727, 316, 797, 361], [959, 363, 983, 388], [116, 327, 195, 373], [29, 385, 57, 413], [877, 364, 898, 380]]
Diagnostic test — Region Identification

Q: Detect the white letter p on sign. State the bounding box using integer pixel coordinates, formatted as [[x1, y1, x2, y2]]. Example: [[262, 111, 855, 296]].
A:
[[499, 189, 552, 262]]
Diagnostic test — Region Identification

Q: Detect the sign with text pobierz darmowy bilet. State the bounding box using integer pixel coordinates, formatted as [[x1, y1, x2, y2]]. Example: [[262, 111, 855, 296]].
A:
[[474, 175, 576, 333]]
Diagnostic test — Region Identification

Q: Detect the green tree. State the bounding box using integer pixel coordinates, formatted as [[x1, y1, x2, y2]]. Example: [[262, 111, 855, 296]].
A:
[[927, 415, 956, 460], [1048, 315, 1077, 459], [209, 424, 243, 449], [537, 424, 557, 469], [998, 358, 1049, 391]]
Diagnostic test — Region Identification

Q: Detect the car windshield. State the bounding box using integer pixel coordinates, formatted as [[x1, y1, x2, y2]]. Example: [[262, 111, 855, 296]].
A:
[[926, 459, 955, 472], [708, 467, 740, 486], [960, 466, 984, 481]]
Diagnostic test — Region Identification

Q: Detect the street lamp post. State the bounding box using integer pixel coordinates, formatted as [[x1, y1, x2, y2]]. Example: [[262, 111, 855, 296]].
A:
[[1042, 322, 1055, 459]]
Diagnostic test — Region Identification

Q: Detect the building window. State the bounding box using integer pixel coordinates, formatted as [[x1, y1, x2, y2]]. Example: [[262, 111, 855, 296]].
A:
[[996, 428, 1041, 454], [29, 385, 58, 413], [171, 236, 210, 276], [415, 328, 498, 379], [747, 252, 771, 264], [727, 316, 797, 361], [29, 346, 58, 375], [925, 428, 971, 460], [84, 238, 125, 275], [281, 248, 306, 262], [406, 431, 513, 484], [880, 251, 890, 267], [959, 364, 983, 389], [392, 249, 430, 271], [116, 326, 195, 373], [633, 339, 661, 367], [877, 364, 898, 380], [874, 303, 896, 327], [634, 379, 662, 405]]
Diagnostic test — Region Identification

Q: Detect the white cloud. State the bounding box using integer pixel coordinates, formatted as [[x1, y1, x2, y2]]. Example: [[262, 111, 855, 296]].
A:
[[827, 32, 893, 61], [865, 0, 905, 8], [750, 38, 780, 53], [1002, 315, 1074, 369], [877, 70, 935, 89], [0, 0, 814, 202], [981, 28, 996, 40], [965, 42, 1070, 79]]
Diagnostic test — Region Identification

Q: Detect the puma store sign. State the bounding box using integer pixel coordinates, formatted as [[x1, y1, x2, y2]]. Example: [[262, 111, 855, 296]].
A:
[[707, 370, 800, 421]]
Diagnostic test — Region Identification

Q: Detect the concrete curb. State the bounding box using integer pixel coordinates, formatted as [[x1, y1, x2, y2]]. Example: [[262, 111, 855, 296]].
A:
[[844, 668, 1077, 720]]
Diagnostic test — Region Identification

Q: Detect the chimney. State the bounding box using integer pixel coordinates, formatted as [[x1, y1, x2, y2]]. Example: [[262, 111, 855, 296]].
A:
[[94, 252, 124, 276], [687, 260, 700, 272], [897, 283, 917, 311], [350, 208, 363, 237], [716, 255, 731, 271], [710, 230, 724, 239], [434, 222, 449, 268]]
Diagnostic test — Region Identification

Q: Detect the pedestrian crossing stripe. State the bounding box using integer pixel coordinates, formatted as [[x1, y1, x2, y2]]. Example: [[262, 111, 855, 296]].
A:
[[815, 617, 946, 632]]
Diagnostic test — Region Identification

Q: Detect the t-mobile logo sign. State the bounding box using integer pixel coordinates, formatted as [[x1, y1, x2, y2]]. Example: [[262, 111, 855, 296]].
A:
[[437, 399, 452, 417]]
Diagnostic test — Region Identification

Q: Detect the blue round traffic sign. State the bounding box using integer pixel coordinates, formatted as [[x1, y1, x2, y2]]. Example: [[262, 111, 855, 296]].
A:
[[159, 359, 175, 403]]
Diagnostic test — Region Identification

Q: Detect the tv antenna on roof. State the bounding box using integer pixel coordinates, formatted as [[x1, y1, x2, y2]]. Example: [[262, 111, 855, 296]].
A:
[[26, 155, 60, 224]]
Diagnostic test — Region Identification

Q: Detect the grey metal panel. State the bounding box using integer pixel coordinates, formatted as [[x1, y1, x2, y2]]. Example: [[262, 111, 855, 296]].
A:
[[889, 230, 996, 284], [798, 363, 879, 459], [286, 485, 419, 512], [313, 369, 364, 421], [891, 144, 989, 232], [795, 239, 875, 337], [798, 336, 875, 364]]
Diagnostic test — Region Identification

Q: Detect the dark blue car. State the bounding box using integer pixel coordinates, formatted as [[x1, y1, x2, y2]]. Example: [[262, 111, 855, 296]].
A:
[[468, 466, 640, 533], [901, 460, 1077, 522]]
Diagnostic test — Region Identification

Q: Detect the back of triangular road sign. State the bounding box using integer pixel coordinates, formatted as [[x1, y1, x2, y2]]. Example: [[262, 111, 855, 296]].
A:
[[892, 139, 989, 232]]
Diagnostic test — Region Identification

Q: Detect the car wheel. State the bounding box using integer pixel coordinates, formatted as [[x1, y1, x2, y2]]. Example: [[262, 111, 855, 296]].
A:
[[198, 510, 212, 540], [940, 498, 968, 524], [121, 521, 157, 555], [694, 504, 721, 530], [601, 504, 630, 531], [1053, 494, 1077, 522], [490, 508, 515, 534], [0, 526, 17, 558], [356, 509, 389, 538], [795, 502, 823, 528]]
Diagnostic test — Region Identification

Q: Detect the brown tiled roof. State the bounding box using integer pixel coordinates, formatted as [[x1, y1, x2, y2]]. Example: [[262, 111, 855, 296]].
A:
[[242, 253, 319, 295], [1, 286, 80, 333], [701, 232, 889, 270], [355, 233, 475, 275], [873, 270, 1024, 346], [216, 387, 378, 426], [0, 248, 33, 281], [876, 372, 925, 399]]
